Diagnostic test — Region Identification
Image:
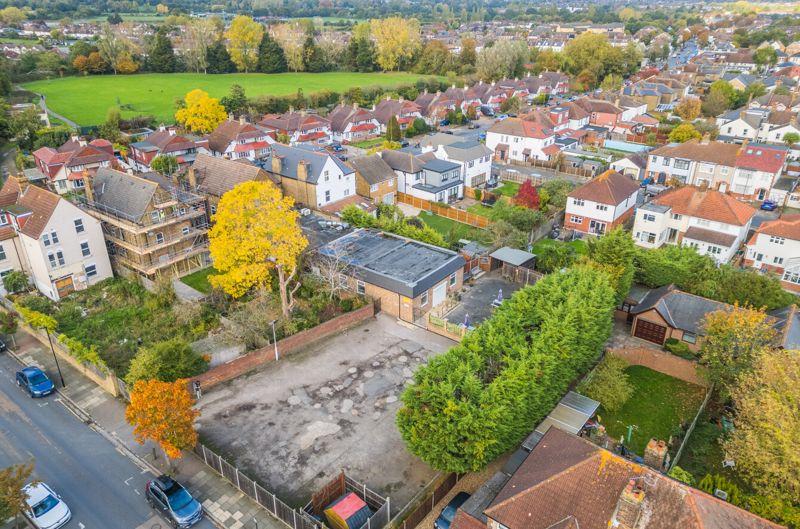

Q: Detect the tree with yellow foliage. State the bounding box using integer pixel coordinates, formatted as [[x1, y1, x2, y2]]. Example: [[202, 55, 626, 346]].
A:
[[125, 379, 198, 460], [700, 305, 776, 395], [174, 89, 227, 134], [370, 17, 420, 71], [155, 3, 169, 14], [225, 15, 263, 73], [724, 348, 800, 503], [209, 181, 308, 317]]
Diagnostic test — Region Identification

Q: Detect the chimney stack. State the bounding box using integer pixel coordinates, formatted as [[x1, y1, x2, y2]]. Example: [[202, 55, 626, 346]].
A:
[[83, 171, 94, 203], [187, 167, 197, 190], [239, 115, 246, 125], [611, 480, 645, 529], [297, 160, 309, 182], [271, 153, 283, 175], [12, 173, 29, 194], [228, 113, 234, 121]]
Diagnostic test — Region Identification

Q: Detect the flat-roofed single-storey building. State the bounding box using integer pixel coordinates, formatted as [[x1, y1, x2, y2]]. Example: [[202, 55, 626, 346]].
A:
[[317, 229, 465, 322]]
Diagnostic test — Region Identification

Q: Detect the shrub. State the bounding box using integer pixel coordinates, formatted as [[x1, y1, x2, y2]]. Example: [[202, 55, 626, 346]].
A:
[[668, 465, 694, 485], [664, 338, 694, 359], [126, 338, 208, 386], [2, 270, 29, 294], [398, 265, 616, 472], [578, 355, 633, 412], [473, 189, 482, 202]]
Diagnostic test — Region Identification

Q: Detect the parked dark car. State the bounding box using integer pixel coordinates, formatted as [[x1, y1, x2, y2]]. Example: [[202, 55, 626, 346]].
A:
[[15, 366, 54, 398], [330, 143, 344, 152], [760, 200, 778, 211], [0, 338, 7, 352], [400, 139, 410, 147], [480, 105, 495, 117], [146, 475, 203, 528], [439, 119, 450, 127], [434, 492, 471, 529]]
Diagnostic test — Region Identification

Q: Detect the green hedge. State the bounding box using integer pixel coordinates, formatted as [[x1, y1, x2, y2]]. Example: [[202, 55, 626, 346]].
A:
[[397, 265, 616, 473]]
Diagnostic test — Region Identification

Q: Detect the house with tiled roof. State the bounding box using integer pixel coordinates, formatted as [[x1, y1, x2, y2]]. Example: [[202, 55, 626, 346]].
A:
[[32, 136, 116, 195], [327, 103, 381, 144], [646, 138, 741, 189], [731, 143, 788, 200], [632, 186, 756, 263], [414, 90, 460, 125], [128, 127, 207, 173], [486, 111, 560, 162], [187, 153, 275, 214], [745, 214, 800, 292], [0, 174, 112, 299], [265, 144, 356, 210], [574, 97, 625, 127], [716, 107, 800, 145], [452, 427, 780, 529], [350, 154, 397, 206], [420, 134, 493, 188], [564, 170, 639, 235], [206, 116, 275, 161], [371, 98, 422, 134], [380, 150, 463, 203], [258, 111, 332, 146]]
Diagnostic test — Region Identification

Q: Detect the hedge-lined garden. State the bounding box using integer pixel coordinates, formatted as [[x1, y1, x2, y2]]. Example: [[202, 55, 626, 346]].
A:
[[397, 265, 617, 473]]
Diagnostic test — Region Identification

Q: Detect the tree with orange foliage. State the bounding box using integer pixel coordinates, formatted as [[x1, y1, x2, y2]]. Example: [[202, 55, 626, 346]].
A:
[[514, 180, 540, 209], [125, 379, 199, 461]]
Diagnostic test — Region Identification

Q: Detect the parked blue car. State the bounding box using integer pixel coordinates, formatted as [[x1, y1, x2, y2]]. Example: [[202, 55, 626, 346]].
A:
[[16, 366, 54, 397], [434, 492, 471, 529], [760, 200, 778, 211]]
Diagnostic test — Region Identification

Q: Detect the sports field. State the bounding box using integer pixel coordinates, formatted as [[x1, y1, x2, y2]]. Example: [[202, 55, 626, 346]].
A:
[[23, 72, 436, 126]]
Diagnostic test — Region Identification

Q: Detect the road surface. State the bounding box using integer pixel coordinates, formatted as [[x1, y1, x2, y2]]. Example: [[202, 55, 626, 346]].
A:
[[0, 353, 215, 529]]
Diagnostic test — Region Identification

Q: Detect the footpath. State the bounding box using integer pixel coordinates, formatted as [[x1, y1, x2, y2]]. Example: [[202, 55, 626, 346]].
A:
[[6, 328, 286, 529]]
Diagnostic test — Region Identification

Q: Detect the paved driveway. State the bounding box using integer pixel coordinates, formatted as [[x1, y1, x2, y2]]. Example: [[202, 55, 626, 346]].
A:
[[196, 314, 453, 508], [446, 271, 522, 327]]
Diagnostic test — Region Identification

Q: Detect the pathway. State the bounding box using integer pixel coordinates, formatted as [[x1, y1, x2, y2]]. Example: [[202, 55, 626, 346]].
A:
[[37, 93, 80, 129], [173, 277, 207, 302]]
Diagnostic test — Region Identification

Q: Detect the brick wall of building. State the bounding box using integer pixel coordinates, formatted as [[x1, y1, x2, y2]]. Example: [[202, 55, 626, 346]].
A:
[[193, 301, 375, 390]]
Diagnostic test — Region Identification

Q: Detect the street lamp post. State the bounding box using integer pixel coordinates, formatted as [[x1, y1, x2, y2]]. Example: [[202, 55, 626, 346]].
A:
[[45, 330, 65, 388], [270, 320, 279, 361]]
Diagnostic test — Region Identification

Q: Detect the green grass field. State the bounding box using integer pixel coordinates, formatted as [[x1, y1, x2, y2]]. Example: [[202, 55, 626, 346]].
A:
[[418, 211, 488, 243], [24, 72, 437, 126], [492, 181, 521, 197], [599, 366, 705, 455], [530, 238, 588, 256], [180, 267, 217, 294]]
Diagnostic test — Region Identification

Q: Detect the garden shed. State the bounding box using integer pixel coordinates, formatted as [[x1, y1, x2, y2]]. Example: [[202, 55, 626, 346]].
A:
[[489, 247, 540, 285]]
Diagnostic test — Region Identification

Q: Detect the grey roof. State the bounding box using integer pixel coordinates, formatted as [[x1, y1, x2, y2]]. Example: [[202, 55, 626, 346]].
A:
[[770, 305, 800, 349], [631, 284, 731, 335], [412, 180, 462, 194], [683, 226, 737, 247], [22, 167, 47, 181], [442, 141, 493, 162], [490, 247, 537, 267], [317, 229, 465, 298], [349, 155, 395, 186], [380, 150, 424, 173], [461, 471, 510, 523], [640, 202, 671, 213], [772, 177, 797, 192], [423, 158, 460, 173], [91, 167, 158, 222], [419, 132, 462, 149], [266, 144, 353, 184], [191, 153, 272, 197]]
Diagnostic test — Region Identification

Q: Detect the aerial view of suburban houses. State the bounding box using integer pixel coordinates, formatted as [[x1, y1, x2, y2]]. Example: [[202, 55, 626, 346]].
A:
[[0, 1, 799, 529]]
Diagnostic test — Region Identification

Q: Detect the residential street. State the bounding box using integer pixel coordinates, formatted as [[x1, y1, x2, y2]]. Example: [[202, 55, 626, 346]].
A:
[[0, 352, 215, 529]]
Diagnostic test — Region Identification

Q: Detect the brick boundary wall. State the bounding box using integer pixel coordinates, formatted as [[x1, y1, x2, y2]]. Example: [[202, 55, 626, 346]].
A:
[[193, 301, 376, 390], [607, 347, 708, 387]]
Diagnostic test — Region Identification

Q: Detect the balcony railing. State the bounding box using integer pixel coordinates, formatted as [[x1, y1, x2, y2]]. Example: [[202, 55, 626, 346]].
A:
[[112, 242, 209, 276], [103, 224, 208, 255]]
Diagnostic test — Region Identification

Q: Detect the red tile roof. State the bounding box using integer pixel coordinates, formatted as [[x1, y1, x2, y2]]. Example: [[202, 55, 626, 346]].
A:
[[652, 186, 756, 226], [477, 428, 781, 529], [753, 214, 800, 240], [0, 179, 60, 239], [569, 170, 639, 206], [735, 145, 787, 174]]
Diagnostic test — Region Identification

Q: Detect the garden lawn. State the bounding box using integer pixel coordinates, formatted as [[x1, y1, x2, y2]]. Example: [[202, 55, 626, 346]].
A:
[[530, 238, 588, 256], [675, 408, 743, 486], [180, 267, 217, 294], [492, 181, 521, 197], [418, 211, 487, 243], [598, 365, 706, 455], [24, 72, 438, 125], [351, 137, 385, 149], [466, 203, 494, 217]]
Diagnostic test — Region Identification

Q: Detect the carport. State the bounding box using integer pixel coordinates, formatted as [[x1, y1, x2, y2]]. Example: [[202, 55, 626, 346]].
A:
[[489, 247, 540, 285]]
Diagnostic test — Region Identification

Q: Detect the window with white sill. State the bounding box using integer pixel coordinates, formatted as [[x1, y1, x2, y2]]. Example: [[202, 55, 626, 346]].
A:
[[0, 245, 5, 261], [643, 213, 656, 222], [80, 241, 90, 257], [769, 235, 785, 245], [573, 198, 585, 207]]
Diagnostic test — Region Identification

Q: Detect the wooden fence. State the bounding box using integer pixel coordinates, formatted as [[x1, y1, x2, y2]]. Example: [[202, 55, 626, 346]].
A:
[[397, 474, 460, 529], [501, 158, 595, 179], [397, 192, 490, 228]]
